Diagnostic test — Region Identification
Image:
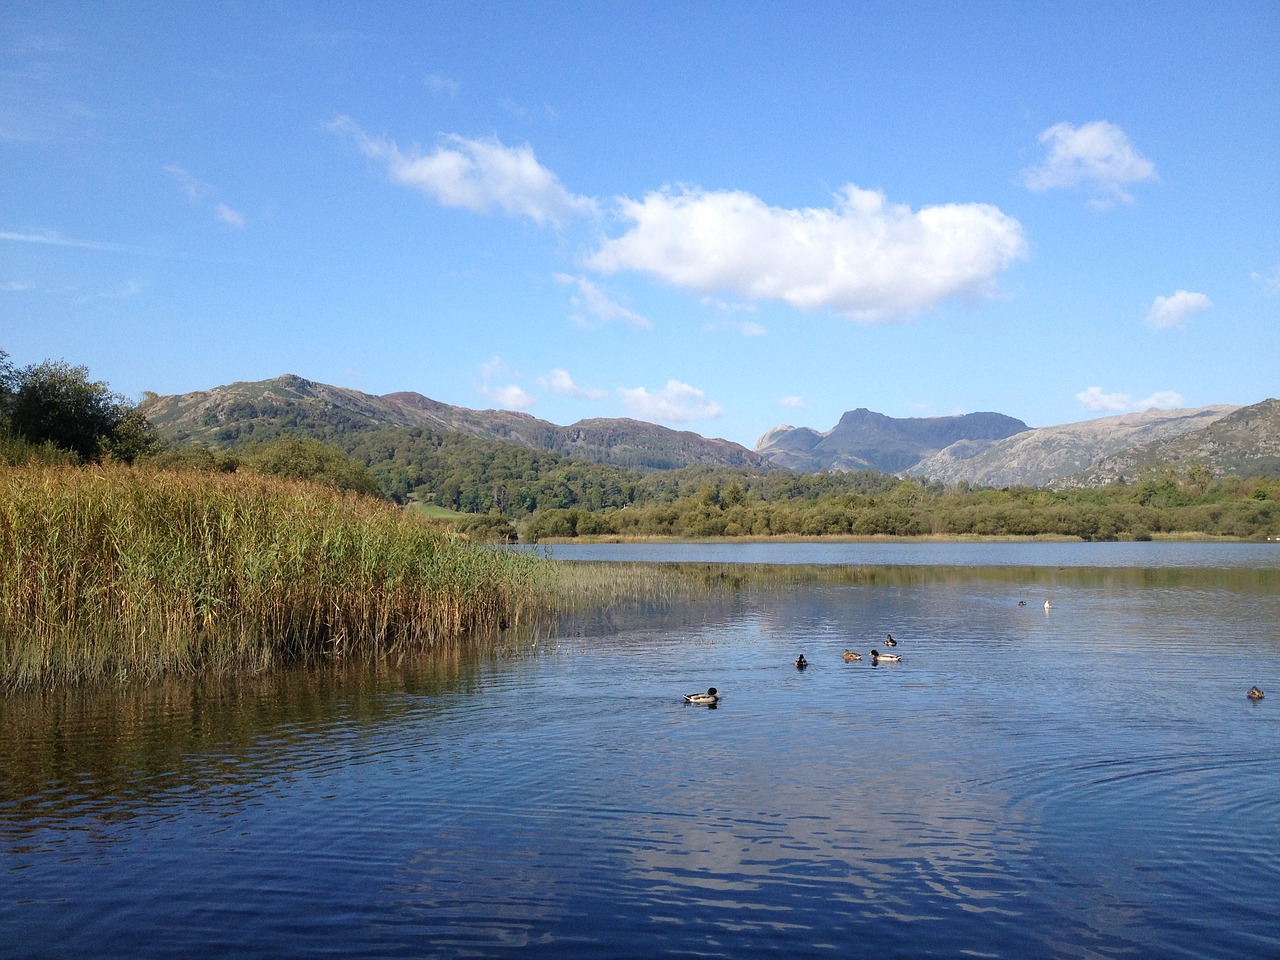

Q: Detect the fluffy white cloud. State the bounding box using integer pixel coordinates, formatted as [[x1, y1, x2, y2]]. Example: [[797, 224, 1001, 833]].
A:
[[482, 383, 534, 410], [1076, 386, 1184, 413], [540, 368, 606, 400], [330, 116, 596, 225], [555, 273, 652, 330], [588, 185, 1026, 321], [618, 379, 722, 423], [1145, 289, 1211, 329], [1023, 120, 1157, 207]]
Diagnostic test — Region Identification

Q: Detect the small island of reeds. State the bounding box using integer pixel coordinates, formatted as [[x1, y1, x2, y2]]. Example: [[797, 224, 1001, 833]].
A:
[[0, 464, 552, 689]]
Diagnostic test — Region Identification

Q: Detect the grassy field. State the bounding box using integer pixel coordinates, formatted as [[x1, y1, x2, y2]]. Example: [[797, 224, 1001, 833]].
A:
[[0, 464, 549, 689]]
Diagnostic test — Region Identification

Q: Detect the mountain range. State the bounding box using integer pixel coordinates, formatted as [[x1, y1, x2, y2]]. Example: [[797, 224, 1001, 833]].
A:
[[139, 374, 769, 472], [138, 375, 1280, 489]]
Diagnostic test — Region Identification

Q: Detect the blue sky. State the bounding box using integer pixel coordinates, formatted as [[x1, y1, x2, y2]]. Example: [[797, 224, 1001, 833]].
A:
[[3, 1, 1277, 449]]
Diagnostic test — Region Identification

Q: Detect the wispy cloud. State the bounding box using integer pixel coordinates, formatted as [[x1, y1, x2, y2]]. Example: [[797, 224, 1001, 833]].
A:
[[329, 116, 596, 225], [1145, 289, 1211, 329], [1251, 264, 1280, 296], [703, 316, 767, 337], [540, 368, 607, 400], [1023, 120, 1157, 208], [424, 73, 460, 97], [618, 379, 722, 423], [1, 229, 157, 254], [76, 278, 145, 304], [165, 164, 246, 227], [779, 395, 806, 408], [589, 185, 1026, 322], [215, 203, 246, 228], [1076, 386, 1184, 413], [554, 273, 651, 330]]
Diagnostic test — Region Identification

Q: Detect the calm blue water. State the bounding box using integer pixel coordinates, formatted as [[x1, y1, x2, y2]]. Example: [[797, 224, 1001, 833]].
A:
[[535, 539, 1280, 568], [2, 543, 1278, 959]]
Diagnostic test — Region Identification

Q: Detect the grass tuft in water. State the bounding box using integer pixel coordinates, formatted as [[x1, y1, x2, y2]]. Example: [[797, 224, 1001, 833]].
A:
[[0, 464, 548, 689]]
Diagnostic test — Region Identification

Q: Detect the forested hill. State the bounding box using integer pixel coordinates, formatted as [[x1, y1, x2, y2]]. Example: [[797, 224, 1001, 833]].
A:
[[140, 374, 768, 471]]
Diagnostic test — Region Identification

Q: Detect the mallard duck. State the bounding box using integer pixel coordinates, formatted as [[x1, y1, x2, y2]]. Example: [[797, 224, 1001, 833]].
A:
[[1247, 686, 1265, 701], [843, 649, 862, 662], [795, 654, 808, 669], [884, 634, 897, 647], [683, 687, 719, 704], [870, 649, 901, 663]]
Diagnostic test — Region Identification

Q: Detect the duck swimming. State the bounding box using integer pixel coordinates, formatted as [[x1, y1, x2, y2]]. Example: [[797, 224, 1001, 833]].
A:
[[683, 687, 719, 704], [870, 649, 901, 663], [1044, 600, 1052, 611], [1248, 686, 1265, 701], [843, 649, 862, 662], [795, 654, 809, 669], [884, 634, 897, 647]]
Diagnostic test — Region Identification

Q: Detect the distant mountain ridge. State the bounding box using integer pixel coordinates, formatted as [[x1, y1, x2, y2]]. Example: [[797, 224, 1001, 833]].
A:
[[756, 408, 1029, 474], [904, 404, 1244, 488], [1066, 399, 1280, 486], [139, 374, 769, 471]]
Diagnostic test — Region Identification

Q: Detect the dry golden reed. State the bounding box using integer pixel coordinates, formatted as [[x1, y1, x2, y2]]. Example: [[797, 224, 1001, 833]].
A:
[[0, 464, 546, 688]]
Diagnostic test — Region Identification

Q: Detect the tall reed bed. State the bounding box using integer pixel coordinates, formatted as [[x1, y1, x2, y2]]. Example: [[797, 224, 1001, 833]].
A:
[[0, 464, 545, 688]]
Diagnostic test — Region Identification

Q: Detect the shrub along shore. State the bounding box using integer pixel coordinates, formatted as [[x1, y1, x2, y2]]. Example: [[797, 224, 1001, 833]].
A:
[[0, 464, 550, 690]]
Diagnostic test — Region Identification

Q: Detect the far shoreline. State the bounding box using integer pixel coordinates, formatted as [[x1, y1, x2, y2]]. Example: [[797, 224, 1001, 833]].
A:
[[528, 531, 1254, 546]]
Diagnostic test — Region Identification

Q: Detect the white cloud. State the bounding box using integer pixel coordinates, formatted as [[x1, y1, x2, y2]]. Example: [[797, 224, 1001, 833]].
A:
[[1145, 289, 1211, 329], [478, 355, 509, 380], [780, 395, 806, 408], [482, 383, 533, 410], [588, 184, 1026, 322], [1076, 386, 1184, 413], [1141, 390, 1185, 409], [1023, 120, 1157, 207], [215, 203, 246, 228], [554, 273, 652, 330], [330, 116, 597, 225], [540, 368, 606, 400], [618, 379, 722, 423]]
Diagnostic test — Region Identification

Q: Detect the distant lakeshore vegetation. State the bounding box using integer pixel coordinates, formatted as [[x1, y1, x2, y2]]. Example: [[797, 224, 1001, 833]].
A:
[[3, 352, 1278, 687]]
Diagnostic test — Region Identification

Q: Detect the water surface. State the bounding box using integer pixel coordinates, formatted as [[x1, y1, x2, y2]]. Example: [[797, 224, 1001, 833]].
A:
[[3, 546, 1277, 958]]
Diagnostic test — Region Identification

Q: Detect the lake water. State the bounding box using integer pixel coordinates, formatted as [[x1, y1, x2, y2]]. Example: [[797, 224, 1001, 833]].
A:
[[2, 543, 1278, 958]]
